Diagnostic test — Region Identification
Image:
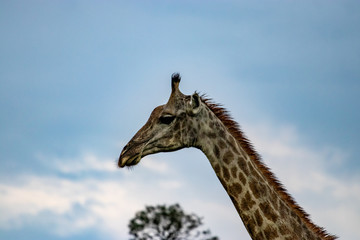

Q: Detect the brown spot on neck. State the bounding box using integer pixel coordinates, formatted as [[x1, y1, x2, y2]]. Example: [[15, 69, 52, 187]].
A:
[[241, 191, 256, 211], [263, 226, 279, 240], [223, 150, 234, 165]]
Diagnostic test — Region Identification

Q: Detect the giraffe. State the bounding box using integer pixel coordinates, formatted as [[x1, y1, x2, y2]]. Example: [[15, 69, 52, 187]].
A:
[[118, 73, 336, 240]]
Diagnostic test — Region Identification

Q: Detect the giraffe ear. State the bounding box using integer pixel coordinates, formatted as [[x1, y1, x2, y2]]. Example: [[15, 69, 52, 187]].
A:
[[187, 93, 201, 115]]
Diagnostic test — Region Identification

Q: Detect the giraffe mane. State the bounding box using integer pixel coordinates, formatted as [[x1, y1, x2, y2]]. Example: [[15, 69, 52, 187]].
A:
[[200, 96, 337, 240]]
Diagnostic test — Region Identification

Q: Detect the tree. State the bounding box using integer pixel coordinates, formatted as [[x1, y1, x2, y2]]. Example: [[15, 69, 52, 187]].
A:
[[128, 203, 219, 240]]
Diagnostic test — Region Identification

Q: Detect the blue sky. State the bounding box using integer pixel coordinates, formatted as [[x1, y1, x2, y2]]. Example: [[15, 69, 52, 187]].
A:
[[0, 1, 359, 239]]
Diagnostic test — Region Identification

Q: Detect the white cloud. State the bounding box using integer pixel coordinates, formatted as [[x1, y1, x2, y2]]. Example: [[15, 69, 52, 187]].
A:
[[0, 175, 142, 239], [37, 152, 118, 173], [141, 157, 171, 174], [158, 180, 183, 190], [0, 153, 185, 239]]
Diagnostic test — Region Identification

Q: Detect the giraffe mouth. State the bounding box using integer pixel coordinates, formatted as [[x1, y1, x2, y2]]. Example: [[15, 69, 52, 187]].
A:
[[118, 154, 142, 168], [127, 155, 141, 167]]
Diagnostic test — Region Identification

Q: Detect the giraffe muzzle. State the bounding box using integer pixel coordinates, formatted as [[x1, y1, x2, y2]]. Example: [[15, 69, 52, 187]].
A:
[[118, 141, 144, 168], [118, 154, 141, 168]]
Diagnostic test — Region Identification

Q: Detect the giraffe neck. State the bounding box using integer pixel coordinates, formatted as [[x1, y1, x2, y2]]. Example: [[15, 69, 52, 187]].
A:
[[196, 109, 326, 240]]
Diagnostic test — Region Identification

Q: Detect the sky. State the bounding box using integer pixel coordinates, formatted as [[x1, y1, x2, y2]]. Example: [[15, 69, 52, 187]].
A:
[[0, 0, 359, 239]]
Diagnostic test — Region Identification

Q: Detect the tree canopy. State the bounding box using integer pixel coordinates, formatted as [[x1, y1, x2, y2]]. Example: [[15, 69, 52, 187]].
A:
[[128, 203, 219, 240]]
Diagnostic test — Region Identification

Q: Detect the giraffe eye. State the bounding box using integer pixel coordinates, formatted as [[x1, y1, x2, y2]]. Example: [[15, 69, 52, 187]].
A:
[[159, 115, 175, 125]]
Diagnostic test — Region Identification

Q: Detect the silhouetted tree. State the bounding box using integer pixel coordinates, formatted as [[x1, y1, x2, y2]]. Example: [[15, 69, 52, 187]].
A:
[[128, 203, 219, 240]]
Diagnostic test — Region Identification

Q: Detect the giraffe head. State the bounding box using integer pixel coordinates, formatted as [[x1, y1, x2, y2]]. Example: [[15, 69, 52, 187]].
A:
[[118, 73, 203, 168]]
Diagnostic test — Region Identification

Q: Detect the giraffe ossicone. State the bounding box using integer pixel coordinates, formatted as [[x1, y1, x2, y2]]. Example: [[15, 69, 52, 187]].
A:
[[118, 73, 336, 240]]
